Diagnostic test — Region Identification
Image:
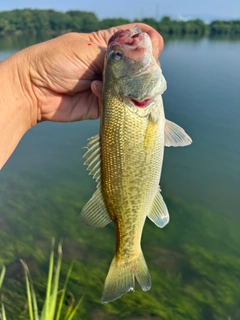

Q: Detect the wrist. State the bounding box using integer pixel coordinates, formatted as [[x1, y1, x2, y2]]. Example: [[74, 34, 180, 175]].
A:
[[0, 50, 37, 168], [10, 48, 39, 128]]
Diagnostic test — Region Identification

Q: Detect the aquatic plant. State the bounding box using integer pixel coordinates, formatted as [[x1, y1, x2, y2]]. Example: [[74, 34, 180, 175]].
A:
[[0, 171, 239, 319], [0, 240, 82, 320]]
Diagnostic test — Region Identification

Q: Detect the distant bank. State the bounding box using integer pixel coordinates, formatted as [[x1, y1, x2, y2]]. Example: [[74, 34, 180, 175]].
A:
[[0, 9, 239, 36]]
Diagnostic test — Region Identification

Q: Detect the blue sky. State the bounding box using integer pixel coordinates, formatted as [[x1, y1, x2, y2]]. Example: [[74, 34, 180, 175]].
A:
[[0, 0, 239, 21]]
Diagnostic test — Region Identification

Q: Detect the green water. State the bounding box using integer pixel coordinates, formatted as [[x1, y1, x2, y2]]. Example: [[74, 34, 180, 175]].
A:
[[0, 34, 240, 319]]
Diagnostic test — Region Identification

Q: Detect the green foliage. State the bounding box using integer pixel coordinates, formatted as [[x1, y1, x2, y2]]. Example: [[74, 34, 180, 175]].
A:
[[141, 18, 159, 30], [0, 9, 239, 36], [0, 265, 6, 289], [66, 11, 99, 32], [0, 241, 82, 320], [99, 18, 130, 30], [210, 20, 240, 34]]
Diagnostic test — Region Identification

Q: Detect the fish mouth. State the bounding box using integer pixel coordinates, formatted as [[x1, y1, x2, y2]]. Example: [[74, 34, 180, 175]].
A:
[[108, 27, 143, 49], [129, 97, 152, 108]]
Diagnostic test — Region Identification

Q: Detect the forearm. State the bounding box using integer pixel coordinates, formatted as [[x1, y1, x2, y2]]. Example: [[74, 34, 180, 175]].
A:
[[0, 51, 37, 169]]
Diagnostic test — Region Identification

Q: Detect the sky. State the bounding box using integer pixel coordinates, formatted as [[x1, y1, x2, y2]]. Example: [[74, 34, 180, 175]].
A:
[[0, 0, 239, 21]]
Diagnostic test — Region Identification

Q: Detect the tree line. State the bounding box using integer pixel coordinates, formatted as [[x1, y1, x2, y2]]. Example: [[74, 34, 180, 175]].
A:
[[0, 9, 239, 36]]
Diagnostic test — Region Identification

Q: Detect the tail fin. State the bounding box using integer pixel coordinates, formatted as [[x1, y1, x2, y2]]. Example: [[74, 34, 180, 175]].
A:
[[101, 251, 151, 303]]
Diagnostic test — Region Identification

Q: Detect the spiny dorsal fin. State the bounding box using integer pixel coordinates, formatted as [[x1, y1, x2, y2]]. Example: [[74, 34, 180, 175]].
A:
[[79, 187, 112, 228], [164, 119, 192, 147], [147, 189, 169, 228], [83, 134, 101, 185]]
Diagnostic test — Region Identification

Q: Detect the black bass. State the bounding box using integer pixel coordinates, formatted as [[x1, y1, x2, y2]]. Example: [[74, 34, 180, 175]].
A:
[[79, 27, 192, 303]]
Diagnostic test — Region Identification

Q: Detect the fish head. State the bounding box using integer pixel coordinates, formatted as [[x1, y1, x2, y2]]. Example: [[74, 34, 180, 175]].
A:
[[103, 27, 166, 117], [107, 26, 153, 73]]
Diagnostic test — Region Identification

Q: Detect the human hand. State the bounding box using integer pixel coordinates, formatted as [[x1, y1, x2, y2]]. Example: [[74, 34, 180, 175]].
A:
[[18, 23, 164, 123], [0, 23, 163, 168]]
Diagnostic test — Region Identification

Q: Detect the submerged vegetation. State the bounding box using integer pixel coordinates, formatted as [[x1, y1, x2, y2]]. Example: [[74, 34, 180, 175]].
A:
[[0, 9, 239, 36], [0, 169, 240, 319]]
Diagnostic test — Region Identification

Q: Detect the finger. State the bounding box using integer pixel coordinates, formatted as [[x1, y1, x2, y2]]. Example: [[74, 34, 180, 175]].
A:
[[91, 80, 103, 99]]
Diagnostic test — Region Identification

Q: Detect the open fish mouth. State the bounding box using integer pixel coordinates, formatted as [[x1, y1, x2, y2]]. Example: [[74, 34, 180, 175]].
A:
[[130, 97, 152, 108], [122, 95, 155, 109], [108, 26, 143, 49]]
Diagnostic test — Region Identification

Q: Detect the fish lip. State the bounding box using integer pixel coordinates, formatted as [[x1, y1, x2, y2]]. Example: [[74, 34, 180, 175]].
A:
[[126, 96, 154, 108]]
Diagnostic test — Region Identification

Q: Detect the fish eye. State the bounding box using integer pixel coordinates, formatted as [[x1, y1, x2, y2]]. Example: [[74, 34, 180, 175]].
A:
[[111, 51, 123, 61]]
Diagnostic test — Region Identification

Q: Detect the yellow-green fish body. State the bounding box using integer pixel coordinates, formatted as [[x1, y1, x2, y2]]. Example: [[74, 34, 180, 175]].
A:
[[80, 27, 192, 303]]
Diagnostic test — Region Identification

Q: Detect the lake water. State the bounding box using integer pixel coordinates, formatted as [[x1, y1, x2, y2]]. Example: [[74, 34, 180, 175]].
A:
[[0, 35, 240, 319]]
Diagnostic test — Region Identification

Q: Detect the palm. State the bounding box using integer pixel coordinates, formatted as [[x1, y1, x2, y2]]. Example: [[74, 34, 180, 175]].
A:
[[28, 23, 163, 122]]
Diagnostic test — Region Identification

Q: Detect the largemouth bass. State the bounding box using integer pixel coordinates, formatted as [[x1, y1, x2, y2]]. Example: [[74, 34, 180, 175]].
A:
[[79, 27, 192, 303]]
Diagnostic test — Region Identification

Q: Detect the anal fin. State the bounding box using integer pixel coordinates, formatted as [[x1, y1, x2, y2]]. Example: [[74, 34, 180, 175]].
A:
[[79, 187, 112, 228], [147, 189, 169, 228]]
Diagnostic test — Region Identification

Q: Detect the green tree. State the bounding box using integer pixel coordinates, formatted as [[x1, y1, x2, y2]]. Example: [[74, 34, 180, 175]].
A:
[[100, 18, 130, 30], [31, 10, 50, 32], [158, 16, 174, 34], [0, 9, 239, 36], [231, 20, 240, 34], [141, 18, 159, 30], [20, 9, 35, 31], [0, 18, 8, 32], [183, 19, 207, 34], [48, 10, 70, 32], [209, 20, 231, 34], [66, 11, 99, 32]]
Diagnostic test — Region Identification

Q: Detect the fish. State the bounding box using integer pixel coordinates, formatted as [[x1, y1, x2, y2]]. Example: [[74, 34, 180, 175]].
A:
[[79, 26, 192, 303]]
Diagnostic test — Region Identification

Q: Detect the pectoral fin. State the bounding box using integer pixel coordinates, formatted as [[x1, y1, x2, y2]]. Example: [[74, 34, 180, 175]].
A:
[[147, 190, 169, 228], [164, 119, 192, 147], [79, 187, 112, 228]]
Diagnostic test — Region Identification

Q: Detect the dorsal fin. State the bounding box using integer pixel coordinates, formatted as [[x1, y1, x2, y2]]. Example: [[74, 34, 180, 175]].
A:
[[83, 134, 101, 185]]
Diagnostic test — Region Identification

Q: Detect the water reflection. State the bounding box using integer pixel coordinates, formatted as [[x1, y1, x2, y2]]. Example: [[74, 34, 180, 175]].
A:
[[0, 35, 240, 319], [0, 33, 54, 50]]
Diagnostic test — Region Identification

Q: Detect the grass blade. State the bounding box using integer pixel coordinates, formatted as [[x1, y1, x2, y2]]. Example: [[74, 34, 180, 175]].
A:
[[48, 242, 63, 319], [0, 266, 7, 320], [1, 302, 7, 320], [28, 267, 39, 320], [21, 260, 34, 320], [67, 296, 83, 320], [55, 262, 74, 320], [63, 292, 75, 320], [21, 260, 39, 319], [31, 284, 39, 320], [42, 238, 55, 319], [0, 266, 6, 289]]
